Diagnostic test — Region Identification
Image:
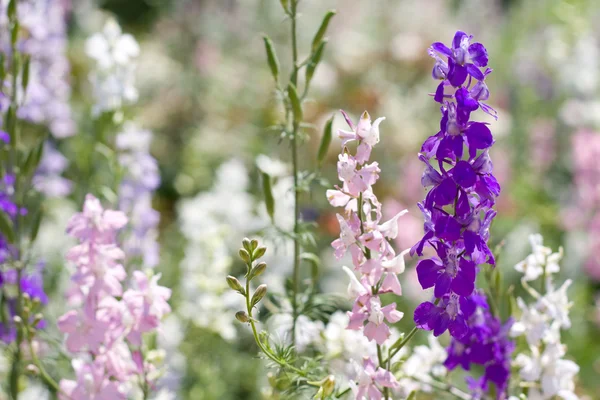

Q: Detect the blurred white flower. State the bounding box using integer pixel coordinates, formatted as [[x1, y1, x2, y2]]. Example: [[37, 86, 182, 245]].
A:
[[86, 18, 140, 114]]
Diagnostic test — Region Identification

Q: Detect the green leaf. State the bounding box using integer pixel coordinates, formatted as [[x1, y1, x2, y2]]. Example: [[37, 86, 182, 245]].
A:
[[406, 391, 417, 400], [301, 252, 320, 283], [317, 115, 333, 166], [0, 212, 15, 244], [305, 40, 327, 91], [262, 35, 280, 83], [262, 172, 275, 222], [7, 0, 16, 21], [29, 209, 43, 243], [21, 55, 30, 93], [0, 53, 5, 82], [10, 20, 19, 47], [287, 83, 303, 122], [311, 10, 336, 52], [22, 141, 44, 177], [279, 0, 289, 13], [100, 186, 118, 205]]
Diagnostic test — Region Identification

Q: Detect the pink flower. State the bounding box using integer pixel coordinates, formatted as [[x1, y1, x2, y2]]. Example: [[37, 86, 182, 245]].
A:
[[123, 271, 172, 346], [58, 310, 107, 353], [351, 358, 399, 400], [58, 194, 171, 399], [59, 359, 126, 400], [330, 110, 407, 383]]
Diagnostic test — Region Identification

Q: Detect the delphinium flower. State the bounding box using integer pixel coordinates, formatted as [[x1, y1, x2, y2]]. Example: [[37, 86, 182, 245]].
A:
[[85, 18, 140, 116], [0, 169, 48, 344], [412, 31, 499, 340], [0, 0, 75, 138], [328, 110, 409, 398], [33, 143, 73, 198], [116, 123, 161, 269], [510, 234, 579, 400], [58, 194, 171, 399], [444, 292, 514, 398]]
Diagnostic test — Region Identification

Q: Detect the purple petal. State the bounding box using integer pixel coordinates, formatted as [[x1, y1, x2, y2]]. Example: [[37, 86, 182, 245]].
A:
[[432, 42, 452, 57], [416, 258, 443, 289], [0, 131, 9, 143], [434, 82, 445, 103], [433, 178, 457, 206], [433, 312, 450, 336], [448, 60, 468, 87], [452, 31, 468, 50], [455, 189, 471, 218], [449, 315, 469, 339], [455, 88, 479, 112], [465, 122, 493, 151], [414, 301, 439, 331], [451, 259, 476, 297], [452, 161, 476, 188], [434, 273, 452, 298], [468, 43, 488, 67], [466, 63, 484, 81], [435, 215, 462, 242]]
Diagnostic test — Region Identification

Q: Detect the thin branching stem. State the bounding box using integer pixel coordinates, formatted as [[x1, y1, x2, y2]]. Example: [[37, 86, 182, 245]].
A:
[[289, 0, 302, 347]]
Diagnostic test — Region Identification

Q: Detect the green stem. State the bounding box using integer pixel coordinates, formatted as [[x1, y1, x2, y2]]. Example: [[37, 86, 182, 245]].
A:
[[26, 335, 60, 394], [385, 326, 419, 364], [245, 271, 305, 377], [410, 376, 472, 400], [290, 0, 301, 347]]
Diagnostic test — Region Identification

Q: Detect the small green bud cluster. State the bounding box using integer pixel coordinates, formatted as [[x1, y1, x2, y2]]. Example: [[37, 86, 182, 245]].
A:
[[227, 237, 269, 324]]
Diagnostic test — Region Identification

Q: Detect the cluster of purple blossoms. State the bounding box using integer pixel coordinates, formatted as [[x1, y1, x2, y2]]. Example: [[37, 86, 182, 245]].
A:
[[412, 31, 500, 338], [0, 168, 48, 343], [444, 292, 514, 398]]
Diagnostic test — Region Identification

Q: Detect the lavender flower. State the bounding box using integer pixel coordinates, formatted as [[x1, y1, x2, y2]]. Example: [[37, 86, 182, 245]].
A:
[[412, 31, 500, 340], [1, 0, 75, 138], [116, 123, 161, 268], [33, 143, 73, 198]]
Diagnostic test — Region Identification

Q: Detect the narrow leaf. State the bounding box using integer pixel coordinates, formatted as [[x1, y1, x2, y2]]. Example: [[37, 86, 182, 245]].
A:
[[30, 209, 43, 243], [21, 55, 30, 93], [311, 10, 336, 52], [317, 115, 333, 166], [305, 40, 327, 91], [263, 35, 280, 83], [287, 83, 302, 122], [0, 212, 15, 243], [262, 172, 275, 222]]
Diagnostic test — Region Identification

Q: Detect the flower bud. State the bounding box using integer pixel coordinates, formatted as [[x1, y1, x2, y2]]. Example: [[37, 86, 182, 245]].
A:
[[12, 316, 22, 325], [32, 313, 44, 328], [320, 375, 336, 398], [250, 239, 259, 251], [251, 284, 267, 308], [249, 262, 267, 280], [242, 238, 252, 252], [310, 375, 335, 399], [239, 248, 252, 264], [253, 246, 267, 260], [226, 275, 245, 294], [25, 364, 39, 375], [235, 311, 249, 323]]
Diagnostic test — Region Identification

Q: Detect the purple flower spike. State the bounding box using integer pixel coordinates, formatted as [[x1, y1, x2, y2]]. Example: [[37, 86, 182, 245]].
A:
[[413, 31, 500, 344], [414, 31, 507, 399]]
